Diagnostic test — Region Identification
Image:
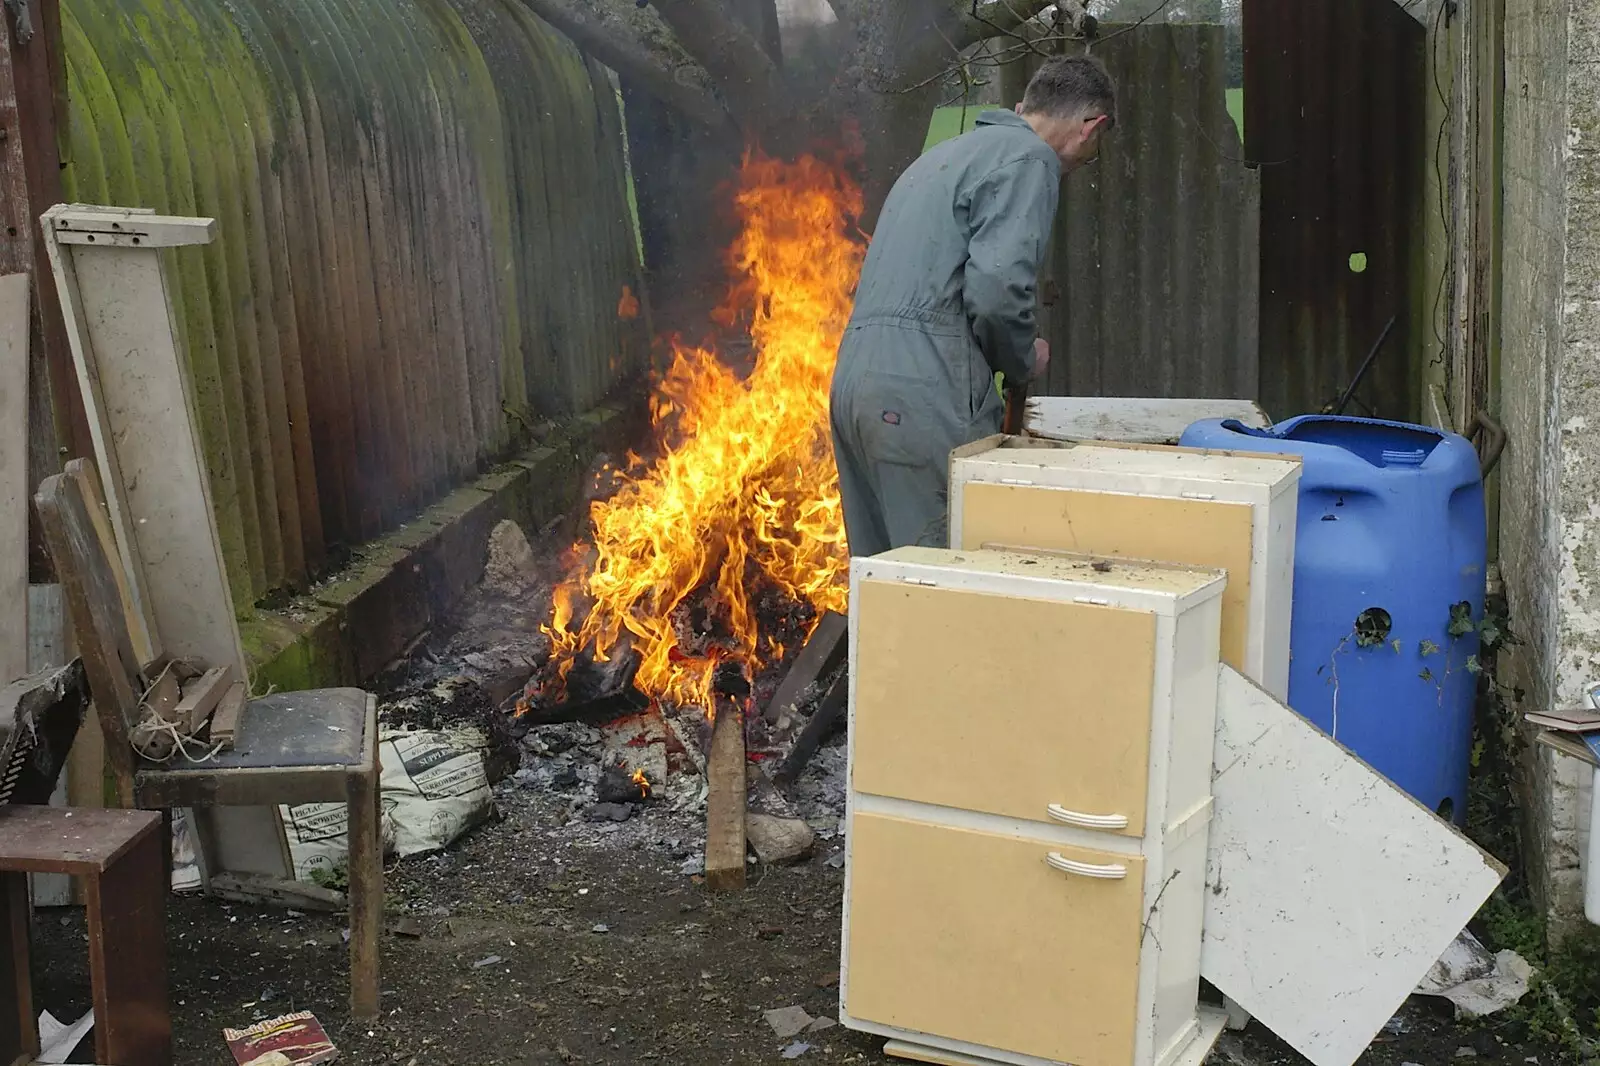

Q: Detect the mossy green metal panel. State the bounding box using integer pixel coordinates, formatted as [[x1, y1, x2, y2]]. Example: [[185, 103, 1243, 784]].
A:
[[60, 0, 647, 608]]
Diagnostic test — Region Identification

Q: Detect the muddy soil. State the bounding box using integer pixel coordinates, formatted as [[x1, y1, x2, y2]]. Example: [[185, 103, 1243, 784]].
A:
[[26, 770, 1552, 1066]]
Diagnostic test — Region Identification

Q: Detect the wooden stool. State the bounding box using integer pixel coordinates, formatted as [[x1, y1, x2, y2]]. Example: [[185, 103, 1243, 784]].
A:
[[0, 805, 170, 1066]]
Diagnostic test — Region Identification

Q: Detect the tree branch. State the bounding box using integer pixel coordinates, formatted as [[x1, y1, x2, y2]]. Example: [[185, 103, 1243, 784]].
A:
[[952, 0, 1054, 50], [649, 0, 790, 130], [515, 0, 733, 129]]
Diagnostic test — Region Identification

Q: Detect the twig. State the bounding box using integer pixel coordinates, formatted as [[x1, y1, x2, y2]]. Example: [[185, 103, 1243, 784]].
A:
[[1091, 0, 1177, 47]]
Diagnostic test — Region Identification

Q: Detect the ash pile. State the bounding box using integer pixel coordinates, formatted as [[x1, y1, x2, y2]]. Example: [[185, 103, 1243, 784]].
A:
[[388, 517, 850, 874]]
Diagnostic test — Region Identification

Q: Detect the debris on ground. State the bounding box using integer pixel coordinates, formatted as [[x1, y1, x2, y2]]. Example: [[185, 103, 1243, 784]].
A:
[[36, 1009, 93, 1064], [764, 1005, 815, 1039], [222, 1010, 337, 1065], [1414, 930, 1533, 1018]]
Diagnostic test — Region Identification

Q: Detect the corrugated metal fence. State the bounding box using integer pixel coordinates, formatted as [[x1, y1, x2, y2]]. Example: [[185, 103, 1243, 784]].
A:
[[1244, 0, 1426, 420], [60, 0, 647, 606], [1013, 25, 1261, 401]]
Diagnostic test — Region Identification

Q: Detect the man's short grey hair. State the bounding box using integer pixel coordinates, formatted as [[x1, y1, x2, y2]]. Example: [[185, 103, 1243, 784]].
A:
[[1020, 54, 1117, 126]]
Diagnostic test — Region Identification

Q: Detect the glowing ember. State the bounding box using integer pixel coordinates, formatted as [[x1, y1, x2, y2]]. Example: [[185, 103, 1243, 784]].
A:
[[538, 152, 864, 712]]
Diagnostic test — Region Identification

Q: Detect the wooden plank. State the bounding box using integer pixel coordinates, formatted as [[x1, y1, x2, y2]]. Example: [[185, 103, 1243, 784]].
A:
[[209, 682, 245, 751], [762, 610, 846, 725], [0, 805, 161, 875], [172, 665, 234, 734], [0, 0, 92, 585], [772, 668, 846, 788], [0, 871, 38, 1065], [345, 761, 380, 1020], [84, 825, 170, 1065], [1025, 397, 1271, 445], [1203, 666, 1507, 1066], [206, 872, 342, 912], [0, 274, 29, 687], [703, 703, 747, 892], [67, 459, 156, 666], [41, 209, 243, 675]]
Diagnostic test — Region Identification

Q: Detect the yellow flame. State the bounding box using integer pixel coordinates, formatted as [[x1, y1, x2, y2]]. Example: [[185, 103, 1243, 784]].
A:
[[632, 767, 651, 798], [540, 152, 863, 710]]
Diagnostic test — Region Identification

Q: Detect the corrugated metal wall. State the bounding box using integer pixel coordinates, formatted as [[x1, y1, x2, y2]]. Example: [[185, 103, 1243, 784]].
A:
[[60, 0, 647, 606], [1012, 25, 1261, 401], [1244, 0, 1426, 420]]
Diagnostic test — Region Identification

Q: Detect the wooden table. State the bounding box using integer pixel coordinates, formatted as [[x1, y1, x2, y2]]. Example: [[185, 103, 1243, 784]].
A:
[[0, 805, 170, 1066]]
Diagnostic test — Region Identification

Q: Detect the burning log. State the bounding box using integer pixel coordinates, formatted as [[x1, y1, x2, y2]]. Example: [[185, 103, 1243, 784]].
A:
[[516, 638, 647, 729], [704, 662, 751, 892]]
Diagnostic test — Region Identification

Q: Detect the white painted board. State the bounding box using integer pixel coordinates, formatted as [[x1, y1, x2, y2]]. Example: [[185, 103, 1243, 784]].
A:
[[1, 274, 31, 687], [1025, 397, 1270, 445], [1203, 666, 1507, 1066]]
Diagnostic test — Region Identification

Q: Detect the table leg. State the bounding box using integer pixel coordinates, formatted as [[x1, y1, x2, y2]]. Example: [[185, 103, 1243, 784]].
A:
[[347, 766, 381, 1020], [85, 827, 170, 1066], [0, 870, 38, 1066]]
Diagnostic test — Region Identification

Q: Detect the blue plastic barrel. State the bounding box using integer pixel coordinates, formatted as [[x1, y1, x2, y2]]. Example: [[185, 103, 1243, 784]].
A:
[[1179, 415, 1486, 823]]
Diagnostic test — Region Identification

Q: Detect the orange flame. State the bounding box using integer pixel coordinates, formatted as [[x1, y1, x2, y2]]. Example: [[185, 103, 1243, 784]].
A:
[[632, 767, 651, 798], [540, 153, 864, 710]]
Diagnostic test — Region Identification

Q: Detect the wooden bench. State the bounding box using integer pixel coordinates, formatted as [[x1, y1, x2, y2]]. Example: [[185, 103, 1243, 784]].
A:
[[0, 805, 169, 1066]]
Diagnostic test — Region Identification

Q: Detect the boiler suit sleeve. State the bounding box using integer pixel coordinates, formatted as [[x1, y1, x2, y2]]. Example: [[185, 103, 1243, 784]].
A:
[[962, 157, 1060, 384]]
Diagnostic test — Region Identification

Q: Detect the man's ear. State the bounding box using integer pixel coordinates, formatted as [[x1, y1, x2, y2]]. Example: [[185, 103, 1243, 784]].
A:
[[1014, 102, 1025, 114]]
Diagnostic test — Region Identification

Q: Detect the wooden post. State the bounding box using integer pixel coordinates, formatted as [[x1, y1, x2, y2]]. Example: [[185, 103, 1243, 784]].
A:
[[704, 702, 747, 892], [0, 0, 89, 553]]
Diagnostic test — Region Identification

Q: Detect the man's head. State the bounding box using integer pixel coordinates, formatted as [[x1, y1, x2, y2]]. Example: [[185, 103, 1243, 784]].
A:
[[1016, 54, 1117, 171]]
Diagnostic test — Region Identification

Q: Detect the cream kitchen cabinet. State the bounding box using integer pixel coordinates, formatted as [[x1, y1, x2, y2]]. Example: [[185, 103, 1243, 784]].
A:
[[947, 436, 1300, 701], [840, 547, 1229, 1066]]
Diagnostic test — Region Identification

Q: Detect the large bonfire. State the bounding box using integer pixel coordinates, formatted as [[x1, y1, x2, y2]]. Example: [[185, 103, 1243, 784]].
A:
[[532, 153, 865, 714]]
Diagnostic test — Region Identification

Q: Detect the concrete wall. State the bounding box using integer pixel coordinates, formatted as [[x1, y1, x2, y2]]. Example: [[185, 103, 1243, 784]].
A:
[[1500, 0, 1600, 935]]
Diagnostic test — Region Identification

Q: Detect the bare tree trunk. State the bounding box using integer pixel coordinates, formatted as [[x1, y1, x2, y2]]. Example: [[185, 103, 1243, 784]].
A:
[[848, 81, 942, 230], [727, 0, 783, 63]]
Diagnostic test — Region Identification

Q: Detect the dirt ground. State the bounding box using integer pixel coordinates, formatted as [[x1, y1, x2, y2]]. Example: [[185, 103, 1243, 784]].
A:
[[27, 775, 1552, 1066], [21, 522, 1564, 1066]]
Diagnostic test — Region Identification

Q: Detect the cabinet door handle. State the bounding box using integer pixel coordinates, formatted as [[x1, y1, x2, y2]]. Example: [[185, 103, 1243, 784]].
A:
[[1046, 852, 1128, 880], [1047, 804, 1129, 831]]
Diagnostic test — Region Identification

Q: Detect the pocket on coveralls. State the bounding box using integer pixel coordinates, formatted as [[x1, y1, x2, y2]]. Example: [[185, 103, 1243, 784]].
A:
[[853, 374, 958, 469]]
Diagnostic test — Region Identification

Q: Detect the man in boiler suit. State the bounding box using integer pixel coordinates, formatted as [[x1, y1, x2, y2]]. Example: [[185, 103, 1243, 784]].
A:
[[829, 54, 1117, 556]]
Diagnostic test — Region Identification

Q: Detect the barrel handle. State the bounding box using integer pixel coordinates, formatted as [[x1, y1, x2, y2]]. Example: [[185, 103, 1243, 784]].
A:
[[1466, 410, 1505, 478]]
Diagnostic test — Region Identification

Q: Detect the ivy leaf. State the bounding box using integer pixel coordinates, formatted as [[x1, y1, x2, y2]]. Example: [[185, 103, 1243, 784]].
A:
[[1420, 640, 1441, 658], [1392, 639, 1403, 654], [1419, 668, 1435, 683], [1448, 601, 1476, 639], [1480, 614, 1504, 650], [1465, 655, 1482, 675]]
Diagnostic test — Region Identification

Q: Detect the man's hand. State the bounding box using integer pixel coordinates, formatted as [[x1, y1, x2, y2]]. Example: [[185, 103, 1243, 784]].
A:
[[1031, 337, 1051, 382]]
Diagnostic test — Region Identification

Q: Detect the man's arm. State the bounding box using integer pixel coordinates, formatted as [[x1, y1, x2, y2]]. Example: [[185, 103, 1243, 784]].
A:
[[962, 157, 1059, 383]]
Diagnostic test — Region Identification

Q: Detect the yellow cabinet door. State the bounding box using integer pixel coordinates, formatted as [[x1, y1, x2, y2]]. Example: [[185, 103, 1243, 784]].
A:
[[846, 812, 1145, 1066], [957, 482, 1254, 674], [853, 579, 1155, 836]]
